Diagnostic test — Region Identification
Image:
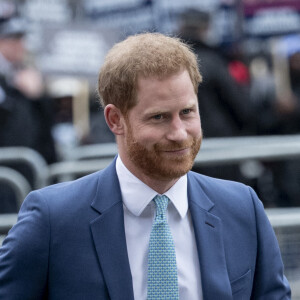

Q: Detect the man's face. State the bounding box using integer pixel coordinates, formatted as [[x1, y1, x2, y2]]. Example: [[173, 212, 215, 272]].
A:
[[0, 36, 25, 64], [120, 69, 202, 181]]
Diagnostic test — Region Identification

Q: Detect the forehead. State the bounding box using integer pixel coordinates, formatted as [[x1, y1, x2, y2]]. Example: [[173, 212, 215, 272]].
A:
[[133, 70, 197, 112], [137, 69, 193, 94]]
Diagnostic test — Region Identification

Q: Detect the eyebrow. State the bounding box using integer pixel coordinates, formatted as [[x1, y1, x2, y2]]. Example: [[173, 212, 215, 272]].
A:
[[144, 103, 198, 117]]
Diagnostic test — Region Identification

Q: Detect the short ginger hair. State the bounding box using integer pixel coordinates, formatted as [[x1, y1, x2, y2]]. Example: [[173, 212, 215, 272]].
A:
[[97, 32, 202, 114]]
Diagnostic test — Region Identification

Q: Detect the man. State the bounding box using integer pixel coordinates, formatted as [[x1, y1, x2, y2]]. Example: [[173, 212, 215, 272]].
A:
[[0, 13, 56, 213], [0, 33, 291, 299]]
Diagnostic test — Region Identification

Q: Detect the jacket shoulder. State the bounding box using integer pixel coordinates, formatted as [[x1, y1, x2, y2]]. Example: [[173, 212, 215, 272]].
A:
[[188, 171, 251, 197]]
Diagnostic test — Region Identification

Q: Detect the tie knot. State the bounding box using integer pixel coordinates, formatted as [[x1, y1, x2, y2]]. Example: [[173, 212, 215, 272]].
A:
[[153, 195, 169, 219]]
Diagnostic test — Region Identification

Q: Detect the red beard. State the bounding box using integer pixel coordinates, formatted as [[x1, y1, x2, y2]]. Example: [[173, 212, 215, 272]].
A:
[[125, 124, 201, 181]]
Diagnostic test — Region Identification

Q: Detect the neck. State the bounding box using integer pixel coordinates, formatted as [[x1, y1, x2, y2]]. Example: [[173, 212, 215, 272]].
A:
[[137, 174, 179, 194], [118, 151, 180, 194]]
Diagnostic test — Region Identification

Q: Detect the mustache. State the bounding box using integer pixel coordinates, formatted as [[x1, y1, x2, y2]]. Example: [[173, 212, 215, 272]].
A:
[[154, 139, 195, 152]]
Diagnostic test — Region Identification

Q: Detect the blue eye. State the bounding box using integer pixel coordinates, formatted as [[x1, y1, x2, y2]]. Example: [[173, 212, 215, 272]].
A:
[[153, 114, 162, 120], [182, 109, 191, 114]]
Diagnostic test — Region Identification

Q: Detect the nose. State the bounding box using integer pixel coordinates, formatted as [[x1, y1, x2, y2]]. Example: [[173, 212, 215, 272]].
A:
[[165, 116, 187, 142]]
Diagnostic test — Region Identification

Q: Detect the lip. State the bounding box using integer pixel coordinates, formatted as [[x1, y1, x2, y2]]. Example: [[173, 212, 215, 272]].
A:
[[163, 148, 190, 155]]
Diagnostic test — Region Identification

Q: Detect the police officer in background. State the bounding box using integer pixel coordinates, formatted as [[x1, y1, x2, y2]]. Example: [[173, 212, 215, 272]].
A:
[[0, 7, 56, 213]]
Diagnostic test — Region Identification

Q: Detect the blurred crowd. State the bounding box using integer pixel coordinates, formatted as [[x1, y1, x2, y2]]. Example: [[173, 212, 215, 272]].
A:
[[177, 9, 300, 209], [0, 5, 300, 212]]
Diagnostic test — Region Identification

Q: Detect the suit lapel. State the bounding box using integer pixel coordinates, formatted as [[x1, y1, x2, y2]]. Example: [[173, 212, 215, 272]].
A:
[[90, 159, 134, 300], [188, 173, 232, 300], [89, 163, 232, 299]]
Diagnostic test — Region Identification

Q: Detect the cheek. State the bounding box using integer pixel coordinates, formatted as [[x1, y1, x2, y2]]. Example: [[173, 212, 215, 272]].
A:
[[187, 119, 202, 137], [135, 127, 165, 147]]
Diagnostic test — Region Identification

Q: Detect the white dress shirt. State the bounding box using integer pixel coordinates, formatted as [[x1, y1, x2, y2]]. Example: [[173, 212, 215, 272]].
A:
[[116, 156, 203, 300]]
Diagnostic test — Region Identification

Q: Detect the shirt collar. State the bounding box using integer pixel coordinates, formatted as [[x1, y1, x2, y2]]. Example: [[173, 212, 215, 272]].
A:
[[116, 156, 188, 219]]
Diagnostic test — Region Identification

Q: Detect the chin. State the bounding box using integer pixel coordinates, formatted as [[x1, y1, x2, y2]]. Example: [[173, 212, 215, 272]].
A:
[[146, 159, 194, 181]]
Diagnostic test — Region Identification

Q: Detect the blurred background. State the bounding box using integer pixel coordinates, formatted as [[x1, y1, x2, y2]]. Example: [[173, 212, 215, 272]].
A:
[[1, 0, 300, 206], [1, 0, 300, 295]]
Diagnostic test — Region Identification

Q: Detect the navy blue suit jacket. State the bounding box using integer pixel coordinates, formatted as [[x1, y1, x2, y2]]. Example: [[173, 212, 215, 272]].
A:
[[0, 159, 291, 299]]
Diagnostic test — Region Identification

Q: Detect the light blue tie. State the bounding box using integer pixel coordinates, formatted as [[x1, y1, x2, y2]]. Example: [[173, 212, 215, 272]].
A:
[[147, 195, 179, 300]]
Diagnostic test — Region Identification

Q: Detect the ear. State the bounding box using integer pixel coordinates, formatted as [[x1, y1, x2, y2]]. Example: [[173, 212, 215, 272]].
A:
[[104, 104, 125, 135]]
